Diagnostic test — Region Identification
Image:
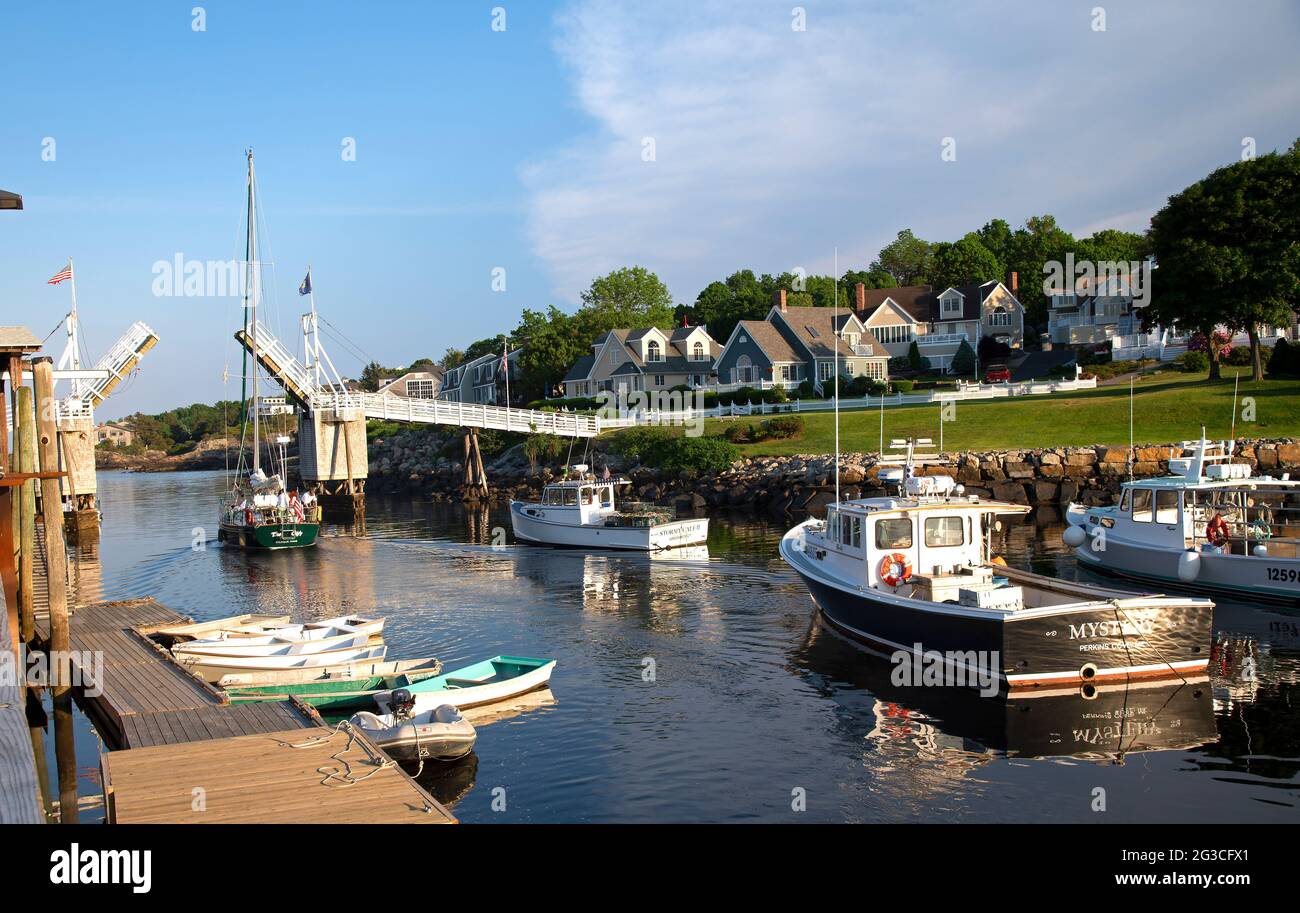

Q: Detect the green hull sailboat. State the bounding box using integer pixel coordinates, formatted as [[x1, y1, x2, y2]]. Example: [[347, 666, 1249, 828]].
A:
[[218, 149, 319, 552]]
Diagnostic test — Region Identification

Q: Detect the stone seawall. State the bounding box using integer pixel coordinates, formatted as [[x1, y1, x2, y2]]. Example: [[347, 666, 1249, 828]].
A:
[[367, 430, 1300, 517]]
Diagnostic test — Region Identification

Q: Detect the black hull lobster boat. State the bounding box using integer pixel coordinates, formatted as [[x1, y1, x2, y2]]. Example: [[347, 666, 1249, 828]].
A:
[[779, 469, 1213, 691]]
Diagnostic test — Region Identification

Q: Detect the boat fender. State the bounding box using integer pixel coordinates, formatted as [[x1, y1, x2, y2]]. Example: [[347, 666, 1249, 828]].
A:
[[1177, 549, 1201, 582], [1252, 545, 1268, 558], [1061, 525, 1087, 548], [879, 553, 913, 587]]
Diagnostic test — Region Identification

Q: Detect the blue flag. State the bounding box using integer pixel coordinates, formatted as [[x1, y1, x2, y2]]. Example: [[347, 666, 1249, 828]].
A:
[[299, 271, 312, 296]]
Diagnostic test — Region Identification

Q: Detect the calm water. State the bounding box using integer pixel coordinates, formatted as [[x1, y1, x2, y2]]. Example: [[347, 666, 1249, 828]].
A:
[[45, 470, 1300, 823]]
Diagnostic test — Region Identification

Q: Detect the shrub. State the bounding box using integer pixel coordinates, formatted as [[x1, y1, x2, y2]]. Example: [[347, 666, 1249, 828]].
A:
[[610, 427, 739, 472], [1267, 338, 1300, 377], [891, 379, 914, 394], [906, 340, 928, 371], [797, 380, 816, 399], [763, 416, 804, 439], [1222, 346, 1253, 366], [950, 339, 977, 376], [1177, 351, 1209, 373]]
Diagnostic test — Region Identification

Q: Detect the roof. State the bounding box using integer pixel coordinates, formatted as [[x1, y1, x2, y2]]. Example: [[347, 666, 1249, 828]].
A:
[[563, 354, 595, 383], [774, 306, 862, 358], [734, 320, 803, 363], [857, 281, 1014, 323], [0, 326, 41, 350]]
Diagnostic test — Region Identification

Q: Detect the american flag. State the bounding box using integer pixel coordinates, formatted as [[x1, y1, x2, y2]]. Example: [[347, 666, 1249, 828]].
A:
[[48, 261, 73, 285]]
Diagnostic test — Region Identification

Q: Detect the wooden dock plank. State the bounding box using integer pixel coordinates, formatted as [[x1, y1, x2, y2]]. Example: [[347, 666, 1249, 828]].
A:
[[0, 589, 42, 823], [105, 728, 456, 824]]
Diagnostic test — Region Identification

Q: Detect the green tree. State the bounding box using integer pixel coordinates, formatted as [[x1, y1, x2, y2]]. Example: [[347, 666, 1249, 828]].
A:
[[951, 338, 977, 376], [578, 266, 675, 332], [870, 229, 933, 285], [1147, 140, 1300, 381], [930, 234, 1002, 290], [1006, 215, 1077, 329]]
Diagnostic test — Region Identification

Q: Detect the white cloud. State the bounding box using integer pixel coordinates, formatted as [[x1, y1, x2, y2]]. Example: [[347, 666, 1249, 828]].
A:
[[523, 0, 1300, 304]]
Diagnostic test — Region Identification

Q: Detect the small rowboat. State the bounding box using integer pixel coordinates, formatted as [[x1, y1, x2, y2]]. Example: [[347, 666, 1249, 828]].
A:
[[152, 613, 291, 642], [175, 644, 388, 683], [351, 704, 477, 762], [219, 614, 385, 640], [173, 629, 374, 658], [221, 658, 444, 710], [217, 657, 441, 689], [369, 656, 556, 716]]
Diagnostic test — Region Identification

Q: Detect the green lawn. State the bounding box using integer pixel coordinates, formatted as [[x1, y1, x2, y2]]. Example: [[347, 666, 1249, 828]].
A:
[[702, 374, 1300, 457]]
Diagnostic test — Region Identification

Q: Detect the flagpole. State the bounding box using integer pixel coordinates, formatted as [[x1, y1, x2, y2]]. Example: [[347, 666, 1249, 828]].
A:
[[833, 247, 840, 506], [308, 266, 320, 388], [503, 339, 511, 408]]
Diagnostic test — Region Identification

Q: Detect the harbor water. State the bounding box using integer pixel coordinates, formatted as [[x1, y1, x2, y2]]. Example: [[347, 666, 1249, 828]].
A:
[[49, 470, 1300, 823]]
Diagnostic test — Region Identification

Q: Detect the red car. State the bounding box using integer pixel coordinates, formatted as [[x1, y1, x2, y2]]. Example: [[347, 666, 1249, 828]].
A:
[[984, 364, 1011, 383]]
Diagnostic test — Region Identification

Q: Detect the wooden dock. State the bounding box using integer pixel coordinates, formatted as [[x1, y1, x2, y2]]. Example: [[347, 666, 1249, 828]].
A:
[[0, 588, 42, 823], [33, 596, 319, 750], [104, 726, 456, 824]]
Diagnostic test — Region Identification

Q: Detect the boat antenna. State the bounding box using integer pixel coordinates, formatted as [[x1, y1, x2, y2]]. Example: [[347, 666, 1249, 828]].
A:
[[878, 382, 885, 456], [833, 247, 840, 505], [1230, 371, 1239, 443], [1128, 374, 1134, 484]]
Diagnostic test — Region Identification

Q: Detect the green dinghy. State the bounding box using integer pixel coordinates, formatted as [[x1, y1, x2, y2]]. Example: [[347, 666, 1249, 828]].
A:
[[223, 658, 443, 710]]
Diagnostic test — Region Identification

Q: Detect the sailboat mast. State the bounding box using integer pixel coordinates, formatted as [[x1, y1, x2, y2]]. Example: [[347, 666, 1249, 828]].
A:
[[247, 149, 261, 475]]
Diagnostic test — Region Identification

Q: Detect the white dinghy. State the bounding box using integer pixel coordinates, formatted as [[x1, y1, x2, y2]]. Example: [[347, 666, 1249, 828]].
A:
[[172, 628, 373, 658], [175, 644, 389, 683], [350, 690, 478, 762]]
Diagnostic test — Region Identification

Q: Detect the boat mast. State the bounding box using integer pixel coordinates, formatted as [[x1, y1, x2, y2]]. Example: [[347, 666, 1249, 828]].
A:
[[246, 149, 260, 476], [833, 247, 840, 505]]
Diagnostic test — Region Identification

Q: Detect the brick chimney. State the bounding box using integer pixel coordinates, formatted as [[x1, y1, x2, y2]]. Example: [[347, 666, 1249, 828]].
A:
[[774, 288, 787, 312], [854, 282, 866, 315], [1009, 270, 1019, 293]]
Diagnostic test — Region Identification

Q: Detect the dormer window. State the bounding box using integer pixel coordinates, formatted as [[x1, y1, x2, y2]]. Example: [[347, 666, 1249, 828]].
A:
[[647, 340, 662, 362], [940, 292, 963, 316], [692, 341, 705, 361]]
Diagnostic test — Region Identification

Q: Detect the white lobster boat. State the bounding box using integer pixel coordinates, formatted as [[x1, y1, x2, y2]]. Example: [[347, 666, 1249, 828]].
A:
[[1065, 431, 1300, 603], [510, 466, 708, 551]]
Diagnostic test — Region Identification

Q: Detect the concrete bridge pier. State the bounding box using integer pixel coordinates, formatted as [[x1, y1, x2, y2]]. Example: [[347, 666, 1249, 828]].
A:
[[298, 406, 367, 524]]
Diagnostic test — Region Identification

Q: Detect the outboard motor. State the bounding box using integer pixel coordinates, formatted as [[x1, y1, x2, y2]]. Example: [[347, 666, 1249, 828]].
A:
[[390, 688, 417, 720]]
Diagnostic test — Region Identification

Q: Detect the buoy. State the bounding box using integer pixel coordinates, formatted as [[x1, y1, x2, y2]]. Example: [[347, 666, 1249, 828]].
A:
[[1177, 549, 1201, 582], [1062, 524, 1087, 548], [1252, 544, 1268, 558]]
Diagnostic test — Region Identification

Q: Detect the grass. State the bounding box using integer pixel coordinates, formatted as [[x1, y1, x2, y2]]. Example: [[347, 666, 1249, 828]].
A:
[[681, 374, 1300, 457]]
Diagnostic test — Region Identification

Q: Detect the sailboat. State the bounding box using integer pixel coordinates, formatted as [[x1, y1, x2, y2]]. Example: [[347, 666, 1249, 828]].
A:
[[217, 150, 320, 550]]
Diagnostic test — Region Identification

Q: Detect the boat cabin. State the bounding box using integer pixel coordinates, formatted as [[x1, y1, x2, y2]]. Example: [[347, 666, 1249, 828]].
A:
[[812, 497, 1027, 590], [538, 479, 618, 523]]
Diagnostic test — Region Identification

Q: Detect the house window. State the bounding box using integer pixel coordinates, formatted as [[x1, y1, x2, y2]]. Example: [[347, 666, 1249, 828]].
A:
[[693, 341, 705, 360], [924, 516, 965, 547], [941, 294, 963, 316], [647, 341, 662, 362], [407, 379, 435, 399], [735, 355, 754, 384], [864, 361, 885, 380], [989, 307, 1011, 327], [876, 325, 913, 345], [653, 374, 665, 387], [818, 361, 834, 381]]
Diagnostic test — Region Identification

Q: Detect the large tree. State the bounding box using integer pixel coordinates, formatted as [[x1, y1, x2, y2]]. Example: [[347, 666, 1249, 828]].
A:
[[870, 229, 933, 286], [577, 266, 676, 333], [929, 234, 1003, 290], [1148, 141, 1300, 381]]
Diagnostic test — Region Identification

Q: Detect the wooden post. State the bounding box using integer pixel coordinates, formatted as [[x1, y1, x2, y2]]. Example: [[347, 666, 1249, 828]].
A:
[[33, 359, 72, 697], [16, 385, 36, 643], [463, 431, 472, 488]]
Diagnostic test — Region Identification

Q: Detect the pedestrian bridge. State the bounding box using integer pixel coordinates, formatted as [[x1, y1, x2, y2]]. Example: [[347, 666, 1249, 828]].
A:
[[235, 321, 599, 438]]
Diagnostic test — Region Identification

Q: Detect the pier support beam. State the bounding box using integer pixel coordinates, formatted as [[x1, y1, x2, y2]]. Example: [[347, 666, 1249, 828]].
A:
[[56, 416, 99, 543], [298, 407, 367, 522], [462, 429, 490, 502], [33, 360, 72, 699]]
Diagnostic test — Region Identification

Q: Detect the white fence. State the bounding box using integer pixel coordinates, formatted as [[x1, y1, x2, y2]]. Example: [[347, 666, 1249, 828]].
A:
[[596, 377, 1099, 428]]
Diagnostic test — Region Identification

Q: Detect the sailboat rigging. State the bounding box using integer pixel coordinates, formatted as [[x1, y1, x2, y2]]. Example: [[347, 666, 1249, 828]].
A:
[[217, 150, 321, 550]]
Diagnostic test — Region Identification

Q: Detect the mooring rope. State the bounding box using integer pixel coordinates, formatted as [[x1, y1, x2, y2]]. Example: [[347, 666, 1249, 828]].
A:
[[286, 720, 396, 788]]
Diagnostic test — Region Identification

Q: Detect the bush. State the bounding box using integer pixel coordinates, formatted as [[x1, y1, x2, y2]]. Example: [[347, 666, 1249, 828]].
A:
[[609, 426, 739, 472], [891, 379, 914, 394], [1222, 346, 1253, 366], [1177, 351, 1209, 373], [527, 396, 601, 412], [797, 380, 816, 399], [1267, 338, 1300, 377], [906, 340, 929, 371], [763, 416, 804, 439], [723, 416, 805, 445], [951, 339, 977, 376]]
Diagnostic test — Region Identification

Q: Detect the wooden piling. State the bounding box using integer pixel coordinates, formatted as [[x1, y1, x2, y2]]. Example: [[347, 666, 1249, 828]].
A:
[[32, 359, 72, 698], [16, 385, 36, 643]]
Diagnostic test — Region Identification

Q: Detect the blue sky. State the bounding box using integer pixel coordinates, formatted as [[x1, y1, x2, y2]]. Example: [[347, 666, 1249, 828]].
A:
[[3, 1, 1298, 417]]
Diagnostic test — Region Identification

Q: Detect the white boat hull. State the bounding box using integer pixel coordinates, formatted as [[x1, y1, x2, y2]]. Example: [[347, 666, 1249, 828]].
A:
[[176, 645, 389, 683], [510, 501, 707, 551], [172, 629, 373, 657], [351, 705, 477, 762], [375, 660, 557, 716]]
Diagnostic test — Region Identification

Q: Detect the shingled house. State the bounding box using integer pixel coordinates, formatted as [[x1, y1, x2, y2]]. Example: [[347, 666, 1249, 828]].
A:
[[561, 325, 720, 399]]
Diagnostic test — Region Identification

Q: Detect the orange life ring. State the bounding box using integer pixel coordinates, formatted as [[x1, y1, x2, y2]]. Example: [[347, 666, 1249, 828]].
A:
[[879, 552, 913, 587], [1206, 514, 1229, 547]]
